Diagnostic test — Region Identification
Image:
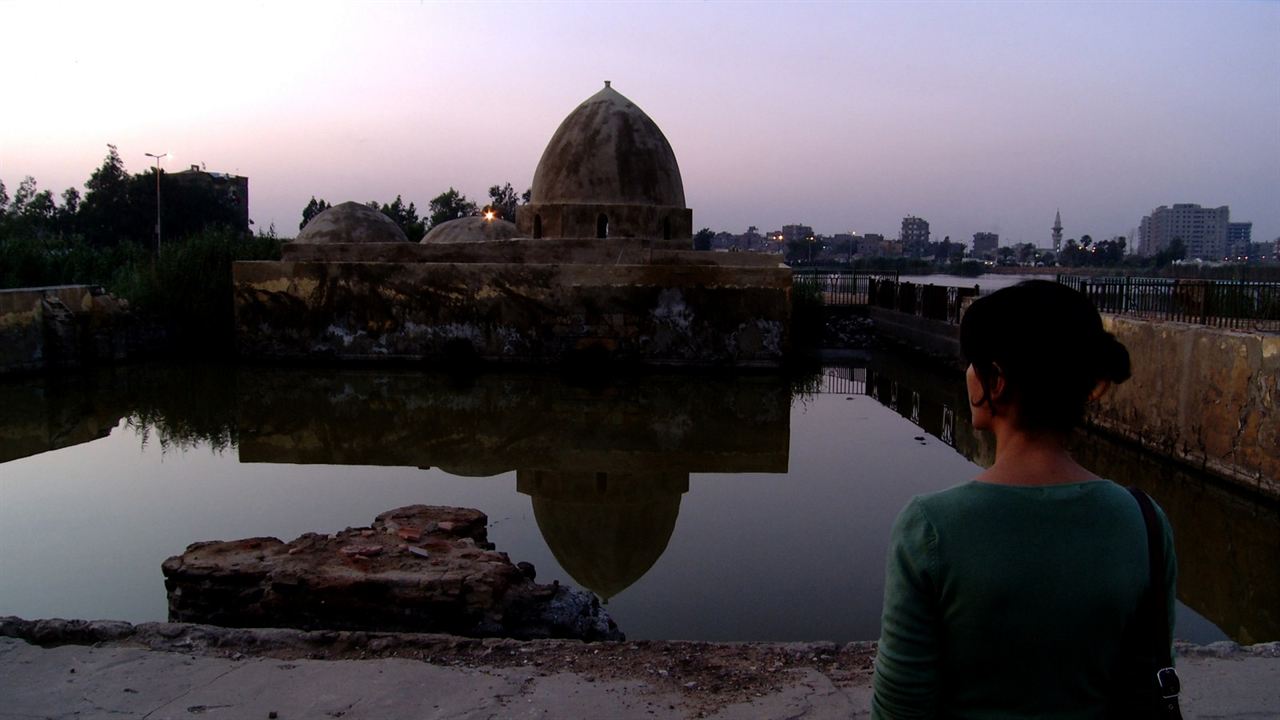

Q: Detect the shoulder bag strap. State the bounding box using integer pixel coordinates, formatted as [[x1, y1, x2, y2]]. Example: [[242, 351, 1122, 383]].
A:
[[1127, 486, 1182, 717]]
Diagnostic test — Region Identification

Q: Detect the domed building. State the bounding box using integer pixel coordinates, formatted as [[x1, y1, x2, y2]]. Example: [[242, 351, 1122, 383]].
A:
[[235, 83, 791, 368], [518, 82, 691, 242], [294, 201, 409, 244]]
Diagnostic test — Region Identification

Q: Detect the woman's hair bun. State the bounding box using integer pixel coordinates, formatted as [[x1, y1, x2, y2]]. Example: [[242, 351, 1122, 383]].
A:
[[1097, 332, 1131, 384]]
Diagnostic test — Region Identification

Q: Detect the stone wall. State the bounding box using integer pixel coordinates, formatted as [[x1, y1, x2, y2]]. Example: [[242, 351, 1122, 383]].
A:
[[279, 238, 762, 266], [1090, 316, 1279, 499], [0, 286, 137, 375], [233, 260, 791, 367]]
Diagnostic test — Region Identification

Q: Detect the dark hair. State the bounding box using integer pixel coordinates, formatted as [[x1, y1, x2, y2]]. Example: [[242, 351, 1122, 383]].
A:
[[959, 280, 1130, 434]]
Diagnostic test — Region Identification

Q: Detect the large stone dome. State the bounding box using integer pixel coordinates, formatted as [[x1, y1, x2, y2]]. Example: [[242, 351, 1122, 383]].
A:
[[531, 82, 685, 208], [516, 83, 692, 242], [294, 201, 409, 244]]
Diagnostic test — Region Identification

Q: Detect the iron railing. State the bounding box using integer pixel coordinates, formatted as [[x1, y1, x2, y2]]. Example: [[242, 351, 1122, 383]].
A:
[[1057, 275, 1280, 332], [793, 270, 897, 306]]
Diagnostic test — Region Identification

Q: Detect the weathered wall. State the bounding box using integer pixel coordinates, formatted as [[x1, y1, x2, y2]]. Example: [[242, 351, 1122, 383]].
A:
[[233, 261, 791, 367], [279, 238, 755, 266], [1090, 316, 1279, 499], [0, 286, 136, 375]]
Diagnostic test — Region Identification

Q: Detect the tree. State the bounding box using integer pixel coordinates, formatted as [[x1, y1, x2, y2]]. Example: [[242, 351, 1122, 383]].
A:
[[693, 227, 715, 251], [79, 144, 136, 246], [0, 178, 8, 221], [300, 197, 330, 230], [485, 183, 526, 222], [427, 188, 477, 229], [379, 195, 425, 240], [1154, 238, 1186, 268]]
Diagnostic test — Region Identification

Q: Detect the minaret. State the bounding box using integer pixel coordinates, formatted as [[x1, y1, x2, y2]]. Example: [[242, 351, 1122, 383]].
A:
[[1052, 210, 1063, 253]]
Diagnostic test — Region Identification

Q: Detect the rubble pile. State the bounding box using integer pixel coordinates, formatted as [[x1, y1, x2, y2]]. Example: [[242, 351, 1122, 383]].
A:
[[162, 505, 622, 641]]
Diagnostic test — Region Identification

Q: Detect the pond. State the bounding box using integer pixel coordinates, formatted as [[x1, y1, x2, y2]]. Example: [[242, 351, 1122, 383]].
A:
[[1, 354, 1276, 645]]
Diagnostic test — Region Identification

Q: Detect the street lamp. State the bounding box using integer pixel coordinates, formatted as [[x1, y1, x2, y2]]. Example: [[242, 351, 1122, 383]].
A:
[[144, 152, 168, 257]]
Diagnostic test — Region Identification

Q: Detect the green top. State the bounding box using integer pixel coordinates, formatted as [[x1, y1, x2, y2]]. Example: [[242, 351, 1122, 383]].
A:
[[871, 480, 1177, 719]]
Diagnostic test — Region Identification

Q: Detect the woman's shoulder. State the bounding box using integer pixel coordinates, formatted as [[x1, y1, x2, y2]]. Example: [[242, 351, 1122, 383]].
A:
[[908, 479, 1142, 525]]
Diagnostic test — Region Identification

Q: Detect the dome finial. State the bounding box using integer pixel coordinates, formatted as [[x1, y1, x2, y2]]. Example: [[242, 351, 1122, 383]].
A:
[[604, 80, 611, 88]]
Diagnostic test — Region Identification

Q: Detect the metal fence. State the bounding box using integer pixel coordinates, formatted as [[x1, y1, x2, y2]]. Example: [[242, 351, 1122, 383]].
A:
[[1057, 275, 1280, 332], [792, 270, 897, 306], [868, 278, 980, 325]]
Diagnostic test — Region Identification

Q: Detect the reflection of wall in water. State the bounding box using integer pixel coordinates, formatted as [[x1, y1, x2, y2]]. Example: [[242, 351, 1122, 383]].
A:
[[846, 361, 995, 468], [828, 357, 1280, 645], [1070, 430, 1280, 645], [0, 371, 128, 463], [230, 367, 790, 602], [235, 369, 790, 475], [517, 470, 688, 601]]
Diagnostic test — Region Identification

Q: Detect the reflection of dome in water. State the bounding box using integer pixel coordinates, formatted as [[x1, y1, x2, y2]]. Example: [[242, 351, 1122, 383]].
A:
[[518, 470, 687, 601], [530, 82, 685, 208], [295, 201, 409, 244], [421, 216, 519, 244]]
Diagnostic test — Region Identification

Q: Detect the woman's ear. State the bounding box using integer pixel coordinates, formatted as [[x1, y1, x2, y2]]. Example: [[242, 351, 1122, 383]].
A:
[[1088, 380, 1111, 403], [989, 363, 1007, 402]]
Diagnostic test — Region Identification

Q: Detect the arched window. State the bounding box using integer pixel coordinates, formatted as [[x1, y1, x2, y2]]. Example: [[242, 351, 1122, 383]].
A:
[[596, 214, 609, 239], [533, 214, 542, 239], [663, 218, 671, 240]]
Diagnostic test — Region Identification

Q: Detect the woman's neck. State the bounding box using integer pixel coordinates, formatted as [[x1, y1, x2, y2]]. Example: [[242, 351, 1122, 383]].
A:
[[975, 420, 1097, 487]]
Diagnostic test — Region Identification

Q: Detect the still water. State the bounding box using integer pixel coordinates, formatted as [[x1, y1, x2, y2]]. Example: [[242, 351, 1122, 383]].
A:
[[1, 355, 1275, 644]]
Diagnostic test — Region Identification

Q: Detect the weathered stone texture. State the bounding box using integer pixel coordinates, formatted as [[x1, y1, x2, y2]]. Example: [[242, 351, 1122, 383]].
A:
[[0, 286, 139, 375], [295, 201, 410, 244], [422, 216, 519, 244], [162, 505, 622, 641], [1090, 316, 1279, 499], [233, 260, 790, 367], [279, 239, 772, 267]]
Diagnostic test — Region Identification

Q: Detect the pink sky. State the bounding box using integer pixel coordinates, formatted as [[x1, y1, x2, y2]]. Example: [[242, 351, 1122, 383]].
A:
[[2, 1, 1277, 246]]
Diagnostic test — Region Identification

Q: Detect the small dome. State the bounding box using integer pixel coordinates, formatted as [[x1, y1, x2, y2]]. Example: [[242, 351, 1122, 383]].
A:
[[422, 216, 520, 244], [531, 82, 685, 208], [295, 201, 409, 244]]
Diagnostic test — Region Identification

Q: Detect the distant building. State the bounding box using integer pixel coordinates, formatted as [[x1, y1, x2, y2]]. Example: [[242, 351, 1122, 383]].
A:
[[1138, 204, 1232, 260], [972, 232, 999, 258], [166, 165, 250, 233], [857, 233, 899, 258], [781, 224, 815, 244], [900, 216, 930, 257], [1227, 222, 1253, 257], [1052, 210, 1063, 253]]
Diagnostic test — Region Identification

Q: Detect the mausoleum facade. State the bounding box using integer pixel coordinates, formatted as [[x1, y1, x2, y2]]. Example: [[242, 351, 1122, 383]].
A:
[[232, 83, 791, 367]]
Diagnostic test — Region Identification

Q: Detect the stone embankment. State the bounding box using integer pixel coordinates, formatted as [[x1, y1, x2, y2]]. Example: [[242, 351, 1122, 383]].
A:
[[1092, 316, 1279, 500], [163, 505, 621, 642]]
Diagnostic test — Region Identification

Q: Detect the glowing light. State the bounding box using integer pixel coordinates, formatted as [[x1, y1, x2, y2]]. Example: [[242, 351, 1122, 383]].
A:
[[484, 210, 496, 221]]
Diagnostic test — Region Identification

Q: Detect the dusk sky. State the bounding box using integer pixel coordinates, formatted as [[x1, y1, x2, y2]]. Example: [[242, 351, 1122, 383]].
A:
[[3, 1, 1277, 247]]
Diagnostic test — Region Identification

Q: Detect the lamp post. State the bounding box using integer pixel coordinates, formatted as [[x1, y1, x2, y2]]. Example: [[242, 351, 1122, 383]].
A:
[[144, 152, 168, 258]]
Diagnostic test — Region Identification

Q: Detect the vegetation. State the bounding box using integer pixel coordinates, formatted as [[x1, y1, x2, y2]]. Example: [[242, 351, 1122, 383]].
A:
[[789, 278, 825, 348], [2, 146, 279, 353]]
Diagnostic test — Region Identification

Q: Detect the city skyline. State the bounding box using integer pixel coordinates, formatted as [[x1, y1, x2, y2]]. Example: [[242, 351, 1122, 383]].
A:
[[2, 1, 1276, 246]]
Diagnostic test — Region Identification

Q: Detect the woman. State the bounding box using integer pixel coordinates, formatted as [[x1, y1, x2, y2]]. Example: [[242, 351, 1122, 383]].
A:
[[871, 280, 1177, 719]]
